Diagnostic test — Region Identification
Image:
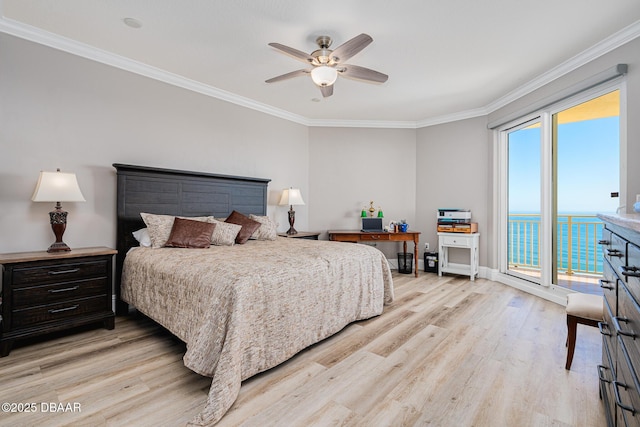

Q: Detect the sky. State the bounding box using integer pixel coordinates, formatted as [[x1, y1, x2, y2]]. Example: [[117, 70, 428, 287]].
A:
[[508, 116, 620, 214]]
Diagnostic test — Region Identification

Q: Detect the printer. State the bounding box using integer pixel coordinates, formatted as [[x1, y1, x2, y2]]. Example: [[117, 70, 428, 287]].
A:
[[437, 209, 477, 233], [437, 209, 472, 222]]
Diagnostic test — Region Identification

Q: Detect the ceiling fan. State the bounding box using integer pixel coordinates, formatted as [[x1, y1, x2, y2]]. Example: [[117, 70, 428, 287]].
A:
[[265, 33, 388, 98]]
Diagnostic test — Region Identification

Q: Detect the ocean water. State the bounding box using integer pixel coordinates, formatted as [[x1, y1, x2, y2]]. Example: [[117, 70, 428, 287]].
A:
[[508, 213, 604, 274]]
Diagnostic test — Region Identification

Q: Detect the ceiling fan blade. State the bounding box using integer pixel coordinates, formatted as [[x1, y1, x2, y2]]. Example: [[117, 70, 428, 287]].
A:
[[320, 84, 334, 98], [265, 69, 310, 83], [330, 33, 373, 63], [339, 64, 388, 83], [268, 42, 314, 64]]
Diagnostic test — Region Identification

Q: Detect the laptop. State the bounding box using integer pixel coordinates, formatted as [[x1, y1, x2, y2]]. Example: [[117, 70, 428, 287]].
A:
[[361, 217, 384, 232]]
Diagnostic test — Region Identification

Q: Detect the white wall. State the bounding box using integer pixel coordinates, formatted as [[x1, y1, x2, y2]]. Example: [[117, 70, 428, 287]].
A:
[[416, 117, 491, 266], [0, 34, 309, 253], [2, 29, 639, 275], [308, 127, 416, 258]]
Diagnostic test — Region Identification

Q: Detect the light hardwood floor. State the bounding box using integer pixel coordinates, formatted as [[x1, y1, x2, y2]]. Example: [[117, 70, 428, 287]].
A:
[[0, 272, 605, 426]]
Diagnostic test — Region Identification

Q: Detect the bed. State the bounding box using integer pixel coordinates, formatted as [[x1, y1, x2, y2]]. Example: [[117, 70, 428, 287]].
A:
[[113, 164, 394, 426]]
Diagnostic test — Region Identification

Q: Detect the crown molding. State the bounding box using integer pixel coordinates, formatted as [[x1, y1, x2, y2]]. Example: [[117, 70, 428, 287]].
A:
[[307, 118, 417, 129], [1, 11, 639, 130], [415, 107, 489, 129], [0, 15, 312, 127]]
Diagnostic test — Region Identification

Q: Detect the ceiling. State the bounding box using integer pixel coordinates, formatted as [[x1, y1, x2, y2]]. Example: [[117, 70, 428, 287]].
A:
[[1, 1, 640, 127]]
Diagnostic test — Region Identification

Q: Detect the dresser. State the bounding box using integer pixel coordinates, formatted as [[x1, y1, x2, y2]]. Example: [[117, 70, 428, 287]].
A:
[[598, 213, 640, 426], [0, 247, 116, 357]]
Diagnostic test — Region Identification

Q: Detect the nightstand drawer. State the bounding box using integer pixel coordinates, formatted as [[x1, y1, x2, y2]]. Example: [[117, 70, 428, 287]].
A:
[[440, 235, 473, 248], [12, 295, 108, 328], [11, 259, 108, 286], [12, 277, 108, 308]]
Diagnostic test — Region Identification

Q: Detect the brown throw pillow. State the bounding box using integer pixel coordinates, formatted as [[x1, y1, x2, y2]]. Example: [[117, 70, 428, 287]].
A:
[[165, 217, 215, 248], [225, 210, 261, 244], [140, 213, 213, 248]]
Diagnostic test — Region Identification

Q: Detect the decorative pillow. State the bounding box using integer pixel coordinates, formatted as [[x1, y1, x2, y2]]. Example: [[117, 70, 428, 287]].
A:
[[132, 228, 152, 247], [164, 217, 215, 249], [140, 213, 213, 248], [225, 210, 261, 244], [249, 215, 278, 241], [210, 220, 242, 246]]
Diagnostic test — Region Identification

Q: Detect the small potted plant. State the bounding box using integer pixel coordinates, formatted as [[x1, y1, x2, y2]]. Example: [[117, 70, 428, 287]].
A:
[[398, 219, 408, 232]]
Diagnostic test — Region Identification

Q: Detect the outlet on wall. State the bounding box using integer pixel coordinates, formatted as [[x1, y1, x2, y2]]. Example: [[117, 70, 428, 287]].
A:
[[425, 242, 430, 250]]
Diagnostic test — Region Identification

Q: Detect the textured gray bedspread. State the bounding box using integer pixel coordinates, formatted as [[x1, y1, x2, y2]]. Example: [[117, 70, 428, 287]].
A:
[[121, 237, 393, 425]]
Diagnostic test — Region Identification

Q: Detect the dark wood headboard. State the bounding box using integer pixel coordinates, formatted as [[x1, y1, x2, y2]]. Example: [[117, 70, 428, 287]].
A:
[[113, 163, 270, 314]]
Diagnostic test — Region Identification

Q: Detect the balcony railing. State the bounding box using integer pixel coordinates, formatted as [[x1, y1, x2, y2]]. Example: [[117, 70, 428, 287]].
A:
[[508, 214, 603, 275]]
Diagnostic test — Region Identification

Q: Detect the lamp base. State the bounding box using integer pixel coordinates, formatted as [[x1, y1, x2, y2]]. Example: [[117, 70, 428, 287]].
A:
[[286, 207, 298, 235], [47, 205, 72, 252], [47, 241, 71, 253]]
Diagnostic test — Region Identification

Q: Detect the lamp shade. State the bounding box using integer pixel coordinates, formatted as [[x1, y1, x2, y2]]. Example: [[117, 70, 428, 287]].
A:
[[32, 170, 86, 202], [278, 188, 305, 206], [310, 66, 338, 87]]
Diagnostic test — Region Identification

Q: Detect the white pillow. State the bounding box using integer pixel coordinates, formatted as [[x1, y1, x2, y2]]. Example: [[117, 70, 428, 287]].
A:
[[249, 215, 278, 241], [210, 219, 242, 246], [132, 228, 152, 247]]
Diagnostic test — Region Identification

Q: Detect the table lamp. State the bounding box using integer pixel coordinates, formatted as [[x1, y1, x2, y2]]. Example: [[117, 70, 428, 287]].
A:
[[32, 168, 86, 252], [278, 188, 305, 235]]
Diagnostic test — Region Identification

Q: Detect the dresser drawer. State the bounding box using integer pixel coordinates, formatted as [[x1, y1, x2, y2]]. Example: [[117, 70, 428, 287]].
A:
[[440, 235, 472, 248], [603, 259, 619, 315], [616, 335, 640, 426], [600, 334, 616, 426], [603, 296, 617, 364], [601, 227, 613, 255], [620, 242, 640, 303], [606, 232, 627, 272], [616, 282, 640, 377], [11, 259, 109, 287], [11, 295, 109, 328], [12, 277, 108, 309]]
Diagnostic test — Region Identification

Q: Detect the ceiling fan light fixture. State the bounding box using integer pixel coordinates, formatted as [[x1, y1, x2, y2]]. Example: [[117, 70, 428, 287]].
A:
[[311, 66, 338, 87], [267, 33, 386, 97]]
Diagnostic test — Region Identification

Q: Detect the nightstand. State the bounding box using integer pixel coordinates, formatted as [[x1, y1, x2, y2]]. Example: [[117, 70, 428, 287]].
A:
[[0, 247, 117, 357], [277, 232, 321, 240]]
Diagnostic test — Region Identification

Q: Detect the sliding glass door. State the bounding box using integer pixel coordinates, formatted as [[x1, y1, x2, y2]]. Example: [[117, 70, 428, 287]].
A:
[[552, 90, 620, 292], [500, 85, 621, 293], [506, 119, 543, 284]]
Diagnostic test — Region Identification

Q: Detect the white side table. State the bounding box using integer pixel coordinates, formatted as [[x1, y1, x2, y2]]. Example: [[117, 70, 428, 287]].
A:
[[438, 232, 480, 281]]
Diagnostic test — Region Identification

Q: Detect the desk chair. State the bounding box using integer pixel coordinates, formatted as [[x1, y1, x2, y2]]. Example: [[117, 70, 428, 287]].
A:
[[565, 293, 604, 370]]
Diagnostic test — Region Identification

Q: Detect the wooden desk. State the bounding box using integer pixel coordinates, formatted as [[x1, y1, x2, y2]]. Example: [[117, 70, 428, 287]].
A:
[[328, 230, 421, 277]]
